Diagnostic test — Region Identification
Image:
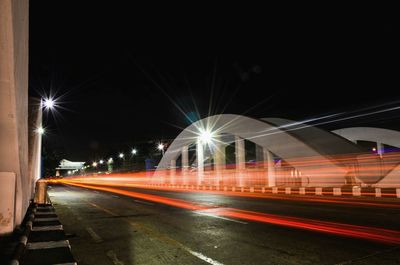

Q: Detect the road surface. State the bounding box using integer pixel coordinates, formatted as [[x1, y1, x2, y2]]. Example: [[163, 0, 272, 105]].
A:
[[48, 184, 400, 265]]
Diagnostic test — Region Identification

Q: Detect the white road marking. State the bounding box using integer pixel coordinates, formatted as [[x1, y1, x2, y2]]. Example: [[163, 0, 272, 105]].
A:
[[112, 195, 119, 198], [86, 227, 103, 243], [106, 250, 125, 265], [183, 247, 225, 265], [134, 200, 154, 205], [194, 211, 248, 224]]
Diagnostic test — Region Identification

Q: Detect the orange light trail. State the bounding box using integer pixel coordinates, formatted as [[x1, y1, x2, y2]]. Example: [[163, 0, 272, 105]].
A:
[[52, 177, 400, 209], [51, 180, 400, 245]]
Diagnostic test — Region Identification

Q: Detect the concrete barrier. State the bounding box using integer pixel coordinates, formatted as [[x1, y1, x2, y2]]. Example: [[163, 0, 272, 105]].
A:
[[0, 172, 16, 235]]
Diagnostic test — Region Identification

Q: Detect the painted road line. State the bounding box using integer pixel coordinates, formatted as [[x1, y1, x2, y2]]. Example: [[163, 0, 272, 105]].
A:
[[194, 211, 248, 225], [106, 250, 125, 265], [184, 248, 224, 265], [86, 198, 226, 265], [86, 227, 103, 243], [134, 199, 154, 205]]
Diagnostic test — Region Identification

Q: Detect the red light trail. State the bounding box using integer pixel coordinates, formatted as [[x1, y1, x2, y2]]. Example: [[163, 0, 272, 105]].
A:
[[50, 179, 400, 245]]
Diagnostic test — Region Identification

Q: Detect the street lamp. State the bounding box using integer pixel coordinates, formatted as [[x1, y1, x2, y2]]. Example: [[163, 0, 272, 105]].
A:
[[99, 159, 104, 164], [92, 162, 98, 167], [157, 143, 165, 156], [198, 129, 214, 144], [131, 148, 137, 155], [35, 126, 45, 135], [119, 153, 124, 159]]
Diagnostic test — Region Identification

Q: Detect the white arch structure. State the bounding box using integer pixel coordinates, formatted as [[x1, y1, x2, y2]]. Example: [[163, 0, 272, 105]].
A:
[[332, 127, 400, 187], [154, 114, 376, 187]]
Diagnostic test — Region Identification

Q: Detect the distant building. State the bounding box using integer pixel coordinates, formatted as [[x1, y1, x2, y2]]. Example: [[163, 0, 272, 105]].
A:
[[56, 159, 85, 176]]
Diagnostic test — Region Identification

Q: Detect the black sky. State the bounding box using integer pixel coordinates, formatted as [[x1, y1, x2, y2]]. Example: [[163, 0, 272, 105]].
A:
[[28, 3, 397, 161]]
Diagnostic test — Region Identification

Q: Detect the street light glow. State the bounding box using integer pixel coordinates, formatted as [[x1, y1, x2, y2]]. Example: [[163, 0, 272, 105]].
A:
[[92, 162, 98, 167], [43, 97, 56, 110], [131, 149, 137, 155], [36, 126, 45, 135], [199, 129, 214, 144], [108, 158, 113, 164], [157, 143, 164, 151], [99, 160, 104, 164], [119, 153, 124, 158]]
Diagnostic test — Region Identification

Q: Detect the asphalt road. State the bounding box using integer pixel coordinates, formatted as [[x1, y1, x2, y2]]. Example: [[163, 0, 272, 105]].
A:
[[48, 184, 400, 265]]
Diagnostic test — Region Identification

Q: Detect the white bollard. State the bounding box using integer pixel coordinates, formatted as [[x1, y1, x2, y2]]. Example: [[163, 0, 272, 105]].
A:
[[375, 188, 381, 198], [333, 187, 342, 196], [352, 186, 361, 196]]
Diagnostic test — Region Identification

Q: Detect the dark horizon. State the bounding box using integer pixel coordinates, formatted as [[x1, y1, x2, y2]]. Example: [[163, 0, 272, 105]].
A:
[[28, 3, 397, 161]]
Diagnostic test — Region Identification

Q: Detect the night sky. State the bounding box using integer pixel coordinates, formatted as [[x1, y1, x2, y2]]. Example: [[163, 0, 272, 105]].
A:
[[28, 3, 397, 161]]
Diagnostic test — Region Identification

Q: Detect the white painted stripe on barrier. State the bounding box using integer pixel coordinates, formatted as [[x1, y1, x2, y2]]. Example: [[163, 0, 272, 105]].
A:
[[333, 187, 341, 196], [262, 187, 265, 193], [27, 240, 70, 250], [32, 225, 63, 231], [250, 187, 254, 193], [375, 188, 381, 198], [272, 187, 278, 194], [396, 188, 400, 198], [19, 235, 28, 245], [232, 187, 236, 192], [315, 188, 322, 195], [299, 187, 306, 195], [35, 211, 56, 215], [240, 187, 244, 192], [224, 186, 228, 191], [34, 217, 58, 222], [285, 187, 291, 194]]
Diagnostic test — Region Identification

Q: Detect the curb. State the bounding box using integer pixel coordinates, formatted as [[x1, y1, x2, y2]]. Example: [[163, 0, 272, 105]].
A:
[[144, 184, 400, 198]]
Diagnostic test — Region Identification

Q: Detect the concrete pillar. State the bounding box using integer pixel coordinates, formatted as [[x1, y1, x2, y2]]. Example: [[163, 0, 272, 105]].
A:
[[197, 140, 204, 185], [377, 142, 384, 157], [170, 160, 176, 184], [213, 135, 225, 186], [263, 148, 276, 187], [181, 145, 189, 185], [0, 0, 29, 232], [0, 172, 16, 234], [235, 136, 245, 187]]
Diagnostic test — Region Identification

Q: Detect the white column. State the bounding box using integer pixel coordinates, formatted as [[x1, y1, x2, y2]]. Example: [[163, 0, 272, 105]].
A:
[[170, 160, 176, 185], [0, 0, 29, 231], [377, 142, 384, 157], [213, 135, 225, 186], [0, 172, 16, 234], [263, 148, 276, 187], [235, 136, 245, 187], [181, 145, 189, 185], [197, 140, 204, 185]]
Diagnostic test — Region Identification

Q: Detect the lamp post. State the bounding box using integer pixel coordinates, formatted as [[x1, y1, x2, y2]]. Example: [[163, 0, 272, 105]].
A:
[[157, 143, 165, 156]]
